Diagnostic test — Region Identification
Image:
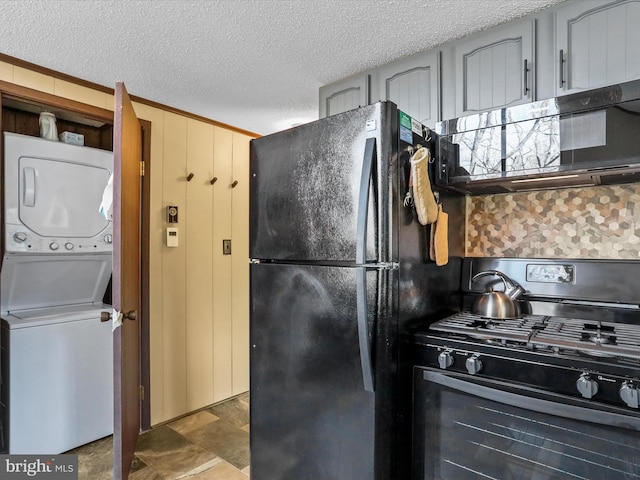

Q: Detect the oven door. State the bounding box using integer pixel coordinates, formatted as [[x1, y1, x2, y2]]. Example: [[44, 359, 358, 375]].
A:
[[413, 367, 640, 480]]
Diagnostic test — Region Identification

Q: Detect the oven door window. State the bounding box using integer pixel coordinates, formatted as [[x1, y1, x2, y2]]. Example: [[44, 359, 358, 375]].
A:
[[414, 369, 640, 480]]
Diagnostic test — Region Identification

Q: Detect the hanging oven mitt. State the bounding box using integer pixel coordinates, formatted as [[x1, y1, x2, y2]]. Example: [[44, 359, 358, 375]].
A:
[[410, 147, 438, 225], [430, 204, 449, 266]]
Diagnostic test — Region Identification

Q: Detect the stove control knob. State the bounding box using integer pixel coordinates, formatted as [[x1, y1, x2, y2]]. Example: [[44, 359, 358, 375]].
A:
[[465, 355, 483, 375], [620, 381, 639, 409], [576, 373, 599, 399], [438, 351, 454, 370]]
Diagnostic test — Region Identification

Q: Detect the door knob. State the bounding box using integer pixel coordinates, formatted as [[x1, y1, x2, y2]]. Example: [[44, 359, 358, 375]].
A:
[[101, 310, 136, 322]]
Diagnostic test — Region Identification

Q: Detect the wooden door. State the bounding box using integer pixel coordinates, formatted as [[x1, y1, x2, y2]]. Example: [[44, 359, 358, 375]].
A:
[[113, 82, 142, 479]]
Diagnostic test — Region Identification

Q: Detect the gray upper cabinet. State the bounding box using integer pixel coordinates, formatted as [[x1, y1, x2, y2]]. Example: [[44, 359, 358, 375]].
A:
[[556, 0, 640, 95], [319, 74, 369, 118], [455, 20, 535, 117], [375, 51, 440, 127]]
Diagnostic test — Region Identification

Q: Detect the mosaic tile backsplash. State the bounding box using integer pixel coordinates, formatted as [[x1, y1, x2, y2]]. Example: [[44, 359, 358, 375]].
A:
[[466, 184, 640, 259]]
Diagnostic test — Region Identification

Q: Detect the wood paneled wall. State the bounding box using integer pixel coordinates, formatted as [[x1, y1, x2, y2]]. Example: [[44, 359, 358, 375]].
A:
[[0, 60, 253, 426]]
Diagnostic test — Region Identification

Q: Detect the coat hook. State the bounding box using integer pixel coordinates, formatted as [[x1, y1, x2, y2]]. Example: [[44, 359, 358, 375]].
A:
[[231, 180, 239, 188], [187, 173, 195, 182], [210, 177, 218, 185]]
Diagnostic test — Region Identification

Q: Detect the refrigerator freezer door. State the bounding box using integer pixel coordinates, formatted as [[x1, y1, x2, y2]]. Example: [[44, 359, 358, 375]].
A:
[[250, 263, 389, 479], [250, 103, 396, 264]]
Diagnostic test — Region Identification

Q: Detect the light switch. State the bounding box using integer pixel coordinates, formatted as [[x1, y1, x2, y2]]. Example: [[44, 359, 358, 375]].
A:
[[223, 239, 231, 255]]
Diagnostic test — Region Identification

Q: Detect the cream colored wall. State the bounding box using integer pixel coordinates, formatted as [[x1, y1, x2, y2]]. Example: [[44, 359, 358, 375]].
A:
[[0, 61, 251, 426], [231, 133, 250, 394]]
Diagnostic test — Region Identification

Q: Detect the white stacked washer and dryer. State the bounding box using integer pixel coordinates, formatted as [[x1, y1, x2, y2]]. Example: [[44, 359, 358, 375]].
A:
[[1, 132, 114, 454]]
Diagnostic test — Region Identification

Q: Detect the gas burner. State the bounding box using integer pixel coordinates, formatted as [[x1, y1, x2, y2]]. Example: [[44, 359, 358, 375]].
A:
[[575, 348, 618, 359], [581, 322, 617, 346], [470, 319, 502, 329], [581, 332, 617, 345]]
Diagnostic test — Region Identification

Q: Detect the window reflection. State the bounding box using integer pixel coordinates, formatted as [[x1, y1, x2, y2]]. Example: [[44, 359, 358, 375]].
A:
[[449, 112, 560, 181]]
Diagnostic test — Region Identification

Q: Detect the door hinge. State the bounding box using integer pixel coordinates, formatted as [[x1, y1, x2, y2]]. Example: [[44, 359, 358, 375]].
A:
[[140, 161, 145, 177], [139, 385, 145, 401]]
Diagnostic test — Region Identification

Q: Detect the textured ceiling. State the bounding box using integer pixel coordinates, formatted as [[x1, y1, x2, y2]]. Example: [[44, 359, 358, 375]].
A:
[[0, 0, 565, 135]]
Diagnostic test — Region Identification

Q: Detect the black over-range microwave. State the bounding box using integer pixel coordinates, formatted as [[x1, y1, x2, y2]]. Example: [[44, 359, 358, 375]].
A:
[[435, 80, 640, 194]]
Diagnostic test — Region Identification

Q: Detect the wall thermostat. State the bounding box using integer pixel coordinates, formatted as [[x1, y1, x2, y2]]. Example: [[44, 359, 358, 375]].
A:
[[167, 205, 178, 223], [166, 227, 179, 247]]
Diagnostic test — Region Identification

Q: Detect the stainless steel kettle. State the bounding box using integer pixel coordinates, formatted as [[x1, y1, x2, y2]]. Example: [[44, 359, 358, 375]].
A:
[[471, 270, 525, 319]]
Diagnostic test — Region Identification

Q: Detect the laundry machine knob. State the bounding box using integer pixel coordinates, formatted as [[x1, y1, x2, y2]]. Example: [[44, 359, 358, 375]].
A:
[[49, 242, 60, 250], [13, 232, 28, 242], [65, 242, 74, 250], [576, 373, 599, 399], [104, 234, 113, 244]]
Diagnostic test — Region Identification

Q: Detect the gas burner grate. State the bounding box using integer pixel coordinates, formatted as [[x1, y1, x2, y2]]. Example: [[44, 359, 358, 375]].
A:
[[531, 317, 640, 360], [430, 312, 640, 360], [430, 312, 546, 343]]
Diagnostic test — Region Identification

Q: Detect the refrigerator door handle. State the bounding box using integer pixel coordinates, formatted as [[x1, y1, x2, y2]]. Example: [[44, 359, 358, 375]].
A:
[[357, 267, 375, 392], [356, 137, 376, 265], [356, 137, 376, 393]]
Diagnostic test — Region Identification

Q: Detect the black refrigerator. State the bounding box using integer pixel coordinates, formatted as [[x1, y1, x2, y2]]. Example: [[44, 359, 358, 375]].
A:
[[249, 102, 461, 480]]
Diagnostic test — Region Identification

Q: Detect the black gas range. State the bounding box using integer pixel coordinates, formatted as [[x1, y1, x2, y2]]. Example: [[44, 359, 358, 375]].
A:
[[412, 258, 640, 480], [416, 312, 640, 411]]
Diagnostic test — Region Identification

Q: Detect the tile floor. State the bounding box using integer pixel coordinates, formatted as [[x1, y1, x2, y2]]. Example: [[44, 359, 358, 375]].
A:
[[68, 392, 250, 479]]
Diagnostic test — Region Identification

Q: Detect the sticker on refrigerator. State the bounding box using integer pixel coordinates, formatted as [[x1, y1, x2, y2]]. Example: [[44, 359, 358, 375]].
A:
[[411, 118, 424, 137], [399, 111, 413, 143]]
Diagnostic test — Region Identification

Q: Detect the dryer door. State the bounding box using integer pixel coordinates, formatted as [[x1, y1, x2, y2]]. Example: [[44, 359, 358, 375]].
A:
[[18, 157, 111, 238]]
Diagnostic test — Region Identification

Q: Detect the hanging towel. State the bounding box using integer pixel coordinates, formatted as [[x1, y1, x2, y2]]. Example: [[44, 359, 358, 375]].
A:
[[112, 308, 123, 332], [410, 147, 438, 225], [430, 204, 449, 266], [99, 173, 114, 221]]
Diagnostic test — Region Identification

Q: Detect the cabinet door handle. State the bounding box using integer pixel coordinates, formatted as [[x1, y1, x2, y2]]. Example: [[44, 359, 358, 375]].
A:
[[231, 180, 239, 188], [523, 59, 530, 96], [559, 49, 565, 89]]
